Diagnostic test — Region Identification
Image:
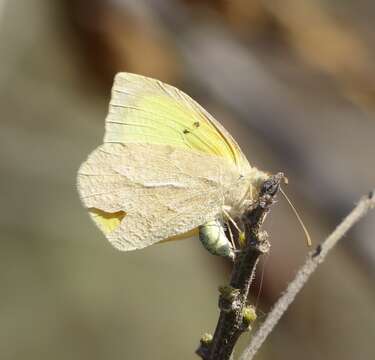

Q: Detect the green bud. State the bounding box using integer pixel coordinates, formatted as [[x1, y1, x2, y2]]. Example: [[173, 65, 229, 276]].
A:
[[243, 305, 257, 325], [218, 285, 240, 301], [200, 333, 213, 345], [239, 231, 246, 247]]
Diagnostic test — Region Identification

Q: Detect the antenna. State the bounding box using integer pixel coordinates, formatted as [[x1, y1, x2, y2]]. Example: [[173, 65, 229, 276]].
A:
[[280, 187, 312, 247]]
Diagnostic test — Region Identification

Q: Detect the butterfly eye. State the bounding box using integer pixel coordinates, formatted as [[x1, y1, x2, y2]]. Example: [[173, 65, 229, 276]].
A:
[[261, 173, 284, 196], [262, 179, 279, 196]]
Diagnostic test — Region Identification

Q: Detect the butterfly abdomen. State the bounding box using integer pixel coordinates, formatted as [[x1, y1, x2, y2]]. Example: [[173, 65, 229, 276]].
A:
[[199, 220, 235, 260]]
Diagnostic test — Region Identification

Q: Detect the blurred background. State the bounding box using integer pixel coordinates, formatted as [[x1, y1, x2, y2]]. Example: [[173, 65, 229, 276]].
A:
[[1, 0, 374, 359]]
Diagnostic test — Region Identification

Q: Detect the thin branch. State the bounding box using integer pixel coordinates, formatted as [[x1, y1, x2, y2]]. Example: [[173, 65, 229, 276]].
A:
[[240, 190, 375, 360]]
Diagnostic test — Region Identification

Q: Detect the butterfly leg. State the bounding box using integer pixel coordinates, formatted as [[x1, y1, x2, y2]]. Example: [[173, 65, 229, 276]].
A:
[[222, 206, 246, 248], [224, 217, 236, 251]]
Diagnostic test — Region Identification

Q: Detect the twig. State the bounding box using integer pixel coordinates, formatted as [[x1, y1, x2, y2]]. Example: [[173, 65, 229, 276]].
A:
[[197, 173, 284, 360], [240, 190, 375, 360]]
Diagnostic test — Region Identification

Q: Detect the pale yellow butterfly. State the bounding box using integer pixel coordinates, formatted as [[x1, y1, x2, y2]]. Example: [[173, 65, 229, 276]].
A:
[[77, 73, 269, 256]]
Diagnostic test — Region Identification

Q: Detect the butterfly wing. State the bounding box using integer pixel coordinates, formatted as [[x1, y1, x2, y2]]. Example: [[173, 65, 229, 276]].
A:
[[105, 72, 250, 169], [77, 73, 252, 251], [78, 143, 244, 251]]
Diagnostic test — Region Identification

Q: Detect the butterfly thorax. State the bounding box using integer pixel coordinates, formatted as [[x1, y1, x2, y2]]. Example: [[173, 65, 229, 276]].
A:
[[224, 167, 269, 219]]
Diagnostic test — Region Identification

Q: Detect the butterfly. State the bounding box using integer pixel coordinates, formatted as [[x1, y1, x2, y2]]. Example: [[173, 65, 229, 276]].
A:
[[77, 73, 269, 258]]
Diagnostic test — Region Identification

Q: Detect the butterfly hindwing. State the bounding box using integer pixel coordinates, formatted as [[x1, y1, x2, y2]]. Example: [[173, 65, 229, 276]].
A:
[[78, 143, 245, 251]]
